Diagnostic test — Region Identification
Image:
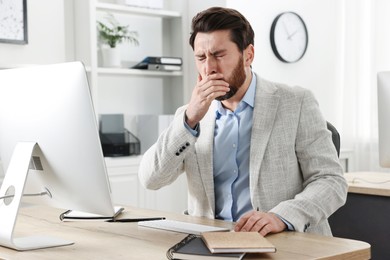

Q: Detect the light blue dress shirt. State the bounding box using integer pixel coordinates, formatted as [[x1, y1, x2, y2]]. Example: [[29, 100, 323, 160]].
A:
[[213, 73, 256, 221]]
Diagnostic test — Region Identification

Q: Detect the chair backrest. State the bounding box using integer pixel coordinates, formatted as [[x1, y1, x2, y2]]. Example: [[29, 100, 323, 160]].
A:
[[326, 121, 340, 158]]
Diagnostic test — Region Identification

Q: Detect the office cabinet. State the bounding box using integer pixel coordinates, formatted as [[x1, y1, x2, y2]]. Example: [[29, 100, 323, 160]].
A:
[[329, 172, 390, 260], [105, 156, 188, 213], [104, 156, 142, 207]]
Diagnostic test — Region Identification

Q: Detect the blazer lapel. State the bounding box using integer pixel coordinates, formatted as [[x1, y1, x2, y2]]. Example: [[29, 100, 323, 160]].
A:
[[195, 102, 217, 214], [249, 77, 280, 200]]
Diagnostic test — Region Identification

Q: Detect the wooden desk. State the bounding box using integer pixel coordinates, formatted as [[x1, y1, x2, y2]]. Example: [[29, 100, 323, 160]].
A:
[[0, 205, 370, 260], [344, 171, 390, 196], [329, 171, 390, 260]]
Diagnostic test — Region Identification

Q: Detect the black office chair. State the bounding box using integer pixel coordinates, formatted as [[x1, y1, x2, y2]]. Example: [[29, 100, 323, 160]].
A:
[[326, 121, 340, 158]]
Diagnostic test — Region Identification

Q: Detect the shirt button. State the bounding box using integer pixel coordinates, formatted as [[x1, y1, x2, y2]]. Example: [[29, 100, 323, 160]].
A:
[[232, 143, 236, 148]]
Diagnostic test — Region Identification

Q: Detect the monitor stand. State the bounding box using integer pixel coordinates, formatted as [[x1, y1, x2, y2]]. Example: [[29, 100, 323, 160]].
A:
[[0, 142, 73, 251]]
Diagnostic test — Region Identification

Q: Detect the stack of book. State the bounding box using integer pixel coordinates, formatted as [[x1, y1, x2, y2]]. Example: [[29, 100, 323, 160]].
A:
[[167, 231, 276, 259], [132, 56, 182, 71]]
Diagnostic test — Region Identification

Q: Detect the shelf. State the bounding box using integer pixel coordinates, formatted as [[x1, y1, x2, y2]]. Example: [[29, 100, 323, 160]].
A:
[[96, 3, 181, 18], [96, 67, 183, 77]]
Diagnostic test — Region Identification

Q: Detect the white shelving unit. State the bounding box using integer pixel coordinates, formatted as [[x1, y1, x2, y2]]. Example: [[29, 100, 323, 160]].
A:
[[73, 0, 190, 114], [72, 0, 190, 213]]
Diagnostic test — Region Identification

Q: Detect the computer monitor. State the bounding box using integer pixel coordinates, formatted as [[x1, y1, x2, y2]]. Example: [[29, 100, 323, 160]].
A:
[[377, 71, 390, 168], [0, 62, 115, 250]]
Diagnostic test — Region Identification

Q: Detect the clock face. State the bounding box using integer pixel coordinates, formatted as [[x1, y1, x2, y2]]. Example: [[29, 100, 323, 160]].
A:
[[270, 12, 308, 63]]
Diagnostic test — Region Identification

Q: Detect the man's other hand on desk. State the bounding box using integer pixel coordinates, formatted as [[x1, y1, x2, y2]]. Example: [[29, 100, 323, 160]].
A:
[[234, 210, 287, 236]]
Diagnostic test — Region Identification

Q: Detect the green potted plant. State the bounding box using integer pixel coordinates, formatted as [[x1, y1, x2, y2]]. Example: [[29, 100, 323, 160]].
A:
[[97, 14, 139, 67]]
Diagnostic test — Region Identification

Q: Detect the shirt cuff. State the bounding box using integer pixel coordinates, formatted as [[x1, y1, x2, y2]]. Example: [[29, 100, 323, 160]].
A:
[[183, 112, 200, 137], [275, 214, 295, 231]]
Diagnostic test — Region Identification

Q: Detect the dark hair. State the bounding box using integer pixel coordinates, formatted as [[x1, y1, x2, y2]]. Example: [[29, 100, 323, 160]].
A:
[[189, 7, 254, 52]]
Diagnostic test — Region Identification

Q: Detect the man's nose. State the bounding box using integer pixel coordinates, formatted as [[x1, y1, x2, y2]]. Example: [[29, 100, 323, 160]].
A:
[[205, 58, 217, 76]]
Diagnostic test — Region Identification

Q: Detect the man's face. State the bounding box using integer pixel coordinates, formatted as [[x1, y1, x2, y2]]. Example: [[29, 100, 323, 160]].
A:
[[193, 30, 247, 101]]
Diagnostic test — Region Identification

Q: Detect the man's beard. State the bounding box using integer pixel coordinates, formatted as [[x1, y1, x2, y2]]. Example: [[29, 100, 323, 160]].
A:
[[215, 56, 246, 101]]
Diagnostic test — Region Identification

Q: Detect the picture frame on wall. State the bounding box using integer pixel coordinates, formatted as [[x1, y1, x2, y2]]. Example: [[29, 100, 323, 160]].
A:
[[0, 0, 28, 44]]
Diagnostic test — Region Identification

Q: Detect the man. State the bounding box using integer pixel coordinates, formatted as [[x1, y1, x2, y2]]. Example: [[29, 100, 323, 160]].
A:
[[138, 7, 347, 236]]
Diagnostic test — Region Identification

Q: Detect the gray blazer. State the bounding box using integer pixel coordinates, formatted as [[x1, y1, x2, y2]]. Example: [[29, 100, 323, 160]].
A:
[[138, 75, 347, 236]]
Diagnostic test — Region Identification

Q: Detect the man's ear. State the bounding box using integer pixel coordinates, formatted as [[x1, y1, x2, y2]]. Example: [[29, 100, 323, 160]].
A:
[[244, 44, 255, 66]]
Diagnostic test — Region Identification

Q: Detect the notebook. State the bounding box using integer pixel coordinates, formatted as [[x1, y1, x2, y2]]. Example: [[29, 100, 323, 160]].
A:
[[201, 231, 276, 253], [167, 234, 245, 260], [59, 206, 124, 221]]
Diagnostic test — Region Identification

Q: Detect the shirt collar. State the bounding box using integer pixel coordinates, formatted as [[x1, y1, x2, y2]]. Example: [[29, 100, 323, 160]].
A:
[[216, 72, 256, 117], [242, 72, 256, 108]]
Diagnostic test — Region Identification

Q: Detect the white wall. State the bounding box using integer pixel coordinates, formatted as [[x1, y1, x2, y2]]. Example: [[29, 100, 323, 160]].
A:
[[1, 0, 390, 172], [0, 0, 347, 127], [0, 0, 69, 177], [0, 0, 69, 67], [227, 0, 390, 171], [342, 0, 390, 171], [227, 0, 344, 131], [375, 0, 390, 72]]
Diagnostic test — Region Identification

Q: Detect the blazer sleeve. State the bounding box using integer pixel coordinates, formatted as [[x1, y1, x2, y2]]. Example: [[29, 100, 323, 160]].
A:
[[269, 89, 348, 232], [138, 106, 197, 190]]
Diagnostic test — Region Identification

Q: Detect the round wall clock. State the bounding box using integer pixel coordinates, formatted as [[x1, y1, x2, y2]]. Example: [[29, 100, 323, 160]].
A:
[[270, 12, 308, 63]]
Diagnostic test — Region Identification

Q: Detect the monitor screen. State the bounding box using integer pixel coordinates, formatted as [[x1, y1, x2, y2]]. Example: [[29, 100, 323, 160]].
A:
[[377, 71, 390, 168], [0, 62, 115, 216]]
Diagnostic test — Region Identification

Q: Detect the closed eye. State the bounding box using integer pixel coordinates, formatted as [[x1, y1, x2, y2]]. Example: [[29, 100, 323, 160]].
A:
[[195, 55, 206, 61], [211, 50, 227, 59]]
